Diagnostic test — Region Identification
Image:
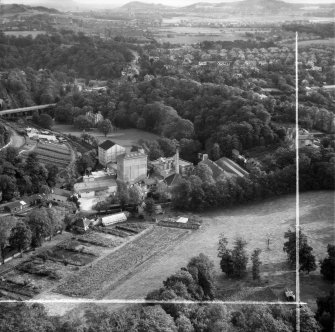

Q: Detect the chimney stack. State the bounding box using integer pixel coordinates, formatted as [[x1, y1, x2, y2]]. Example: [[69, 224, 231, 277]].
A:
[[175, 148, 180, 174]]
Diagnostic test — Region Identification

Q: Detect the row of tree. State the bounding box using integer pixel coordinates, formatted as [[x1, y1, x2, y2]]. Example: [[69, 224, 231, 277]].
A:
[[0, 206, 66, 264], [0, 148, 58, 202]]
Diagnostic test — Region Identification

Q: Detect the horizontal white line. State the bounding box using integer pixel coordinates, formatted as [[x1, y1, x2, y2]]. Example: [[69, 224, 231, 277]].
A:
[[0, 299, 307, 305]]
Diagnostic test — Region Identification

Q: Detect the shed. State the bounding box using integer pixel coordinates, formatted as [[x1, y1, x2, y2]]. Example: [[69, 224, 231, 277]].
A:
[[176, 217, 188, 224], [101, 213, 127, 227]]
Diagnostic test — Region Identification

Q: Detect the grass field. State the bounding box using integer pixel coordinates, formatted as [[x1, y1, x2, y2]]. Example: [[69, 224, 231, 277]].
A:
[[52, 124, 158, 149], [285, 38, 335, 47], [102, 191, 334, 307], [41, 191, 333, 316]]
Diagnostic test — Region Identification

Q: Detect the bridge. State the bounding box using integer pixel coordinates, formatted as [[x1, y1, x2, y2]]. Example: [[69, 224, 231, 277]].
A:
[[0, 104, 56, 118]]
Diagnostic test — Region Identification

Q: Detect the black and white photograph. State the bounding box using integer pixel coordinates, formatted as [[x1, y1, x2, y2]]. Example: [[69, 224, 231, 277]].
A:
[[0, 0, 334, 330]]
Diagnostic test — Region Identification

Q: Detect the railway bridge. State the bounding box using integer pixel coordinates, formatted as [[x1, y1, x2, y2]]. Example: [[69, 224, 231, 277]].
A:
[[0, 104, 56, 119]]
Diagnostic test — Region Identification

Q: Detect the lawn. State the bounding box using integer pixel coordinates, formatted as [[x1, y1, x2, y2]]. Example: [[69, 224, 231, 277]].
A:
[[52, 124, 159, 149]]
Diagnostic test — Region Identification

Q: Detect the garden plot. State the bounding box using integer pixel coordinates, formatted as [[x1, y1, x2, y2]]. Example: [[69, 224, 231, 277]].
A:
[[74, 231, 123, 248], [56, 226, 189, 298], [37, 248, 97, 267]]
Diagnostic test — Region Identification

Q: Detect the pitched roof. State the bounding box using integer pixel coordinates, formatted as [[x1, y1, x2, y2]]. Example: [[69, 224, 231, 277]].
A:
[[215, 157, 249, 178], [99, 140, 116, 150], [52, 188, 71, 197], [165, 173, 182, 187], [200, 159, 234, 180]]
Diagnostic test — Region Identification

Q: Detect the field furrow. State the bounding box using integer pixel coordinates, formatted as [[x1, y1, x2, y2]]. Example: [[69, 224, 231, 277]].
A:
[[56, 227, 189, 298]]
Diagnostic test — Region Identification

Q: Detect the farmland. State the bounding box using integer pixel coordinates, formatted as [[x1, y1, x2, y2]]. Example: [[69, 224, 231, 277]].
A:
[[55, 226, 189, 298], [20, 141, 72, 167], [152, 27, 249, 44]]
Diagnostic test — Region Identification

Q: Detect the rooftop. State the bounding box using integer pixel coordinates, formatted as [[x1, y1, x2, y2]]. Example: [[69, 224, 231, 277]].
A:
[[99, 140, 116, 150]]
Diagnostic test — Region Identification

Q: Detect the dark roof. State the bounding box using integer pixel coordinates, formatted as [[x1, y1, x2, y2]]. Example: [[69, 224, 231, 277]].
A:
[[52, 188, 71, 197], [165, 173, 182, 187], [99, 140, 116, 150]]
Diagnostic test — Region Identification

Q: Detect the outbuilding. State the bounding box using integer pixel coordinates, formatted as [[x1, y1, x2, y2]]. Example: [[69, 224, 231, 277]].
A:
[[101, 212, 127, 227]]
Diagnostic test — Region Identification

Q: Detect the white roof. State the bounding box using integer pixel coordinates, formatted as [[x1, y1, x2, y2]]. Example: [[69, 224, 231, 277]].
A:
[[101, 213, 127, 226], [176, 217, 188, 224]]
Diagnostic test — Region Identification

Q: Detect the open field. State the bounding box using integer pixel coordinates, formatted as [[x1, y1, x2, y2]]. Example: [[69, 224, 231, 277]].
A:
[[40, 191, 333, 316], [285, 37, 335, 47], [101, 191, 334, 307], [3, 30, 46, 38], [52, 124, 159, 148]]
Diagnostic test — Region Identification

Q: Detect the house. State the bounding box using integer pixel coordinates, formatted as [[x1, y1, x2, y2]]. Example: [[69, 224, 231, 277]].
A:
[[0, 200, 29, 214], [101, 212, 127, 226], [98, 140, 126, 166], [73, 218, 91, 232], [86, 111, 103, 125], [117, 152, 148, 185], [74, 175, 117, 197], [50, 188, 71, 203]]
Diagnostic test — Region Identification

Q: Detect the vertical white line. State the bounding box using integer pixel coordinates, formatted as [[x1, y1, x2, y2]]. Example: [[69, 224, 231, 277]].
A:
[[295, 31, 300, 332]]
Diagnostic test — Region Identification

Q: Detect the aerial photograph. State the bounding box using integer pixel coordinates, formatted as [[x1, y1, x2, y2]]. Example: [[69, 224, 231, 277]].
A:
[[0, 0, 334, 330]]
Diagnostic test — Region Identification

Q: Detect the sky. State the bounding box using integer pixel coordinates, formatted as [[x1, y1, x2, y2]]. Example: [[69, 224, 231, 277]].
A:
[[3, 0, 335, 7], [63, 0, 335, 5]]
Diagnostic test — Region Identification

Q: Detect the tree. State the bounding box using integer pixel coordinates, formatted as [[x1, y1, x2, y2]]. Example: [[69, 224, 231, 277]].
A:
[[129, 185, 143, 205], [316, 290, 334, 332], [0, 303, 58, 332], [300, 242, 317, 274], [25, 209, 52, 247], [320, 244, 335, 283], [251, 248, 262, 280], [9, 221, 32, 257], [74, 115, 93, 130], [0, 216, 16, 264], [283, 228, 317, 273], [98, 119, 113, 136], [76, 154, 95, 175], [210, 143, 221, 161], [38, 114, 53, 129], [138, 306, 177, 332], [157, 137, 177, 157], [144, 197, 155, 215], [187, 253, 216, 300], [217, 233, 229, 258], [195, 163, 215, 184], [231, 237, 248, 278]]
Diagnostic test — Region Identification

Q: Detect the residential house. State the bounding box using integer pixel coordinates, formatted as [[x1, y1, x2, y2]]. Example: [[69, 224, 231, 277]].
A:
[[98, 140, 126, 166], [86, 111, 103, 125], [50, 188, 71, 203]]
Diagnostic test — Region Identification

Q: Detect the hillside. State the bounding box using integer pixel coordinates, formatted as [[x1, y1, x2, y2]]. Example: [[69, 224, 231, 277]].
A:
[[0, 3, 60, 14], [119, 1, 174, 11], [181, 0, 298, 14]]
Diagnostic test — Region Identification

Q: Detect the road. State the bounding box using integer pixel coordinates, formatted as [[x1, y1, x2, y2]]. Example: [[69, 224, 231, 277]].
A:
[[0, 121, 25, 150]]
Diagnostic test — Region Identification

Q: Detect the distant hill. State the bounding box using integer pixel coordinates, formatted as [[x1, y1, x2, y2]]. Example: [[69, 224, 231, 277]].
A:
[[119, 1, 175, 11], [181, 0, 298, 14], [0, 3, 60, 14]]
